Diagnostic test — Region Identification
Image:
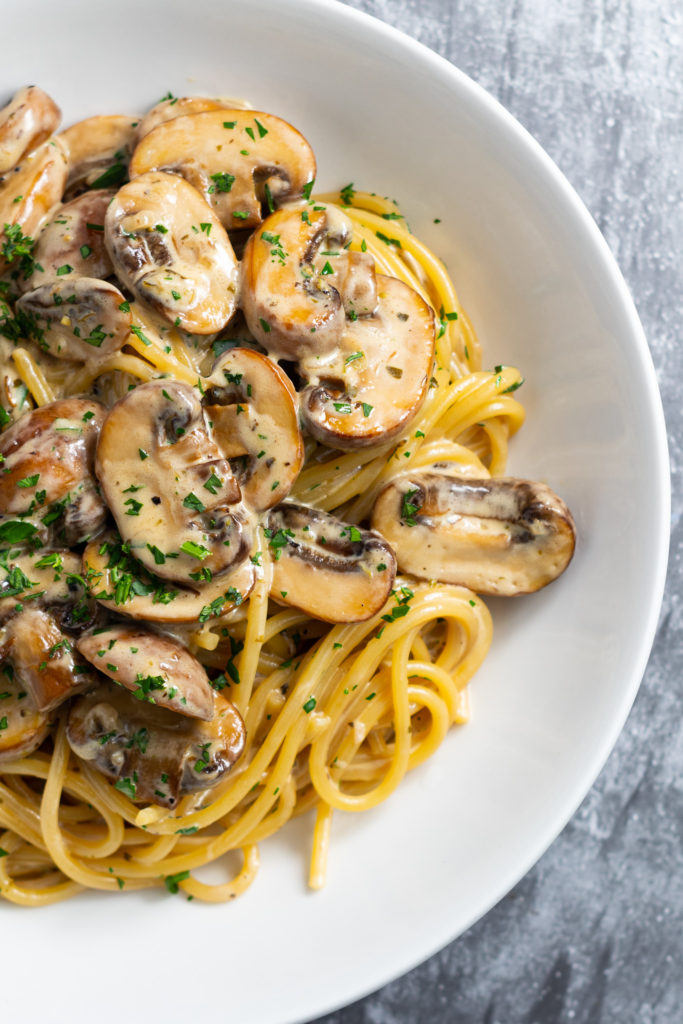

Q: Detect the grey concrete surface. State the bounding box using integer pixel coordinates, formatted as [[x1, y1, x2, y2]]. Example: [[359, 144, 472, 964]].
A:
[[314, 2, 683, 1022]]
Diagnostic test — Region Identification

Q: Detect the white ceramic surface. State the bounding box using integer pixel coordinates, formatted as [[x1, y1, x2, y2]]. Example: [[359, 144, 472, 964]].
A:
[[1, 2, 669, 1022]]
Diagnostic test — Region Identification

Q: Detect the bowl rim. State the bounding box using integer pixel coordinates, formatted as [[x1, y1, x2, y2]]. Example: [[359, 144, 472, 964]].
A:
[[0, 2, 671, 1021], [294, 0, 671, 1014]]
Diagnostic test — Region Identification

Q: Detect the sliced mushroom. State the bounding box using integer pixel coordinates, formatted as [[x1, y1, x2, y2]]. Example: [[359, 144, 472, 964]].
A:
[[266, 502, 396, 622], [0, 399, 106, 521], [0, 548, 97, 629], [66, 682, 246, 808], [204, 348, 304, 509], [16, 277, 131, 362], [95, 380, 253, 584], [129, 109, 315, 230], [25, 189, 115, 289], [371, 472, 576, 596], [134, 95, 251, 146], [1, 607, 98, 713], [0, 138, 68, 275], [0, 669, 51, 765], [105, 171, 238, 334], [58, 476, 110, 547], [0, 86, 61, 174], [82, 530, 255, 624], [301, 274, 435, 449], [59, 114, 136, 195], [77, 625, 215, 721], [241, 205, 377, 361]]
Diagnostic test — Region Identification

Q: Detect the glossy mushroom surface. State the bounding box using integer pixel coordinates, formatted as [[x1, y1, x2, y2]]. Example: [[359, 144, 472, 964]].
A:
[[105, 170, 238, 333], [0, 399, 106, 524], [133, 95, 249, 145], [26, 189, 115, 288], [0, 676, 51, 764], [130, 109, 315, 230], [66, 682, 246, 808], [300, 274, 435, 449], [2, 607, 98, 712], [77, 624, 215, 720], [59, 114, 136, 195], [0, 139, 68, 274], [266, 502, 396, 622], [0, 86, 61, 174], [16, 278, 132, 363], [241, 204, 377, 361], [204, 347, 304, 509], [372, 471, 576, 596], [95, 380, 252, 583], [0, 548, 98, 630], [83, 531, 255, 624]]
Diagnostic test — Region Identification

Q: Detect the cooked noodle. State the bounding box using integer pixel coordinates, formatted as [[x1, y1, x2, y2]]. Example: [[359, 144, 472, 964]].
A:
[[0, 186, 525, 905]]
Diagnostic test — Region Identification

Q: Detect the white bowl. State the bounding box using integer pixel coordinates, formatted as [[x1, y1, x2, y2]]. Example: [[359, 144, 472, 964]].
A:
[[2, 1, 669, 1022]]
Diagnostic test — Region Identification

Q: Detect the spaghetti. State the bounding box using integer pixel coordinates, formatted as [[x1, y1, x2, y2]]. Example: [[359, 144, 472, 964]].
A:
[[0, 108, 529, 906]]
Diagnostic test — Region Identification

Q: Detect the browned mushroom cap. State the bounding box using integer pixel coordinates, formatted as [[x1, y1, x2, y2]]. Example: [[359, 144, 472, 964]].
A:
[[59, 114, 136, 195], [134, 95, 250, 145], [16, 278, 132, 363], [0, 398, 106, 516], [0, 139, 68, 275], [204, 348, 304, 509], [66, 682, 245, 808], [83, 530, 255, 624], [105, 171, 238, 334], [0, 548, 98, 630], [0, 668, 51, 765], [77, 625, 215, 721], [301, 274, 435, 450], [25, 189, 115, 289], [95, 380, 252, 584], [371, 471, 576, 596], [266, 502, 396, 623], [0, 86, 61, 174], [129, 109, 316, 230], [241, 205, 377, 361], [1, 607, 98, 713]]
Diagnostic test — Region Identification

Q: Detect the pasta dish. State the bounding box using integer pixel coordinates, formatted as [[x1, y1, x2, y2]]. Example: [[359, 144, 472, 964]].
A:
[[0, 88, 575, 905]]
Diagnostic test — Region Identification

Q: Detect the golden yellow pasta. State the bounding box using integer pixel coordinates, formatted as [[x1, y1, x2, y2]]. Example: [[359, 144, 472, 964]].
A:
[[0, 94, 546, 907]]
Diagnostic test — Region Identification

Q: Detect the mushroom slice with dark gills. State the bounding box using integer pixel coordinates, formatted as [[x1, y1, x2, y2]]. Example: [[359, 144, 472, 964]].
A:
[[129, 109, 316, 231], [0, 399, 108, 543], [0, 548, 98, 631], [0, 138, 68, 276], [300, 274, 435, 450], [0, 607, 98, 714], [204, 348, 304, 510], [83, 530, 255, 625], [241, 206, 435, 450], [95, 380, 253, 585], [78, 624, 215, 721], [241, 204, 377, 361], [265, 503, 396, 623], [105, 171, 238, 334], [23, 189, 115, 290], [66, 682, 246, 808], [371, 471, 576, 596], [58, 114, 136, 196], [0, 86, 61, 174], [0, 598, 101, 764], [16, 278, 132, 363]]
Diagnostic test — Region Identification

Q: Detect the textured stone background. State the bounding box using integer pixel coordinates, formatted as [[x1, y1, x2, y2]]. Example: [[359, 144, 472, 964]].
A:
[[313, 2, 683, 1022]]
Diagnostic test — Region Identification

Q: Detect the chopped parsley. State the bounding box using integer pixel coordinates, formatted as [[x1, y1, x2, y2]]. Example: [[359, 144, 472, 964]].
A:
[[400, 488, 422, 527], [209, 171, 236, 193]]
